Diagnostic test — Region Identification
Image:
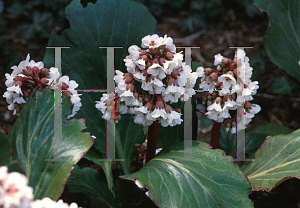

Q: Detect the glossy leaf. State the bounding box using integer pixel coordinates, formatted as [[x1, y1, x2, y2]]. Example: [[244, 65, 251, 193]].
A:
[[43, 0, 157, 155], [254, 0, 300, 82], [241, 129, 300, 191], [67, 165, 117, 208], [8, 90, 94, 200], [272, 76, 296, 94], [119, 141, 253, 208]]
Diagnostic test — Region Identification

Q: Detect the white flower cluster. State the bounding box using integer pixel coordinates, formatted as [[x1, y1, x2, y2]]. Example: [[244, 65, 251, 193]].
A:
[[200, 49, 260, 133], [96, 34, 202, 127], [0, 166, 80, 208], [3, 54, 81, 118]]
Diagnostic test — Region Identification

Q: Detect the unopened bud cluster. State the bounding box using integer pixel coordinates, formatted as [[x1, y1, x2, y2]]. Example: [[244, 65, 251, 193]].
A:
[[96, 34, 203, 127], [199, 49, 260, 133], [3, 54, 81, 118]]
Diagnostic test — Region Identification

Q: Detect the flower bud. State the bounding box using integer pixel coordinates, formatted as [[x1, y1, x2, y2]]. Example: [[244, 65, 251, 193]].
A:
[[244, 102, 252, 110], [39, 68, 50, 78], [139, 50, 148, 56], [61, 82, 69, 89], [168, 77, 179, 86], [24, 89, 32, 97], [152, 57, 159, 64], [165, 105, 172, 114], [159, 58, 166, 66], [174, 108, 181, 113], [158, 44, 166, 50], [133, 92, 139, 99], [14, 81, 23, 87], [210, 72, 219, 81], [215, 97, 222, 104], [126, 83, 135, 92], [204, 68, 213, 75], [165, 51, 174, 59], [39, 78, 49, 85], [155, 100, 164, 109], [32, 66, 39, 75], [171, 70, 180, 79], [146, 61, 152, 69], [124, 73, 133, 84], [141, 55, 148, 60], [138, 96, 143, 103], [145, 102, 153, 111]]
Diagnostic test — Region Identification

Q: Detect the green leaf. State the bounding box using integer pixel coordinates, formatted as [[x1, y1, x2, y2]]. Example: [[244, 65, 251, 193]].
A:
[[249, 123, 293, 136], [43, 0, 157, 155], [254, 0, 300, 82], [115, 114, 145, 175], [119, 141, 253, 208], [241, 129, 300, 191], [67, 166, 117, 208], [272, 76, 296, 94], [8, 90, 94, 200]]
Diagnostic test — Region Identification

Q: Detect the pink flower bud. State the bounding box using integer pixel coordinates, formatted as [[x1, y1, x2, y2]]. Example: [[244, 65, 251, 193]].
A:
[[14, 81, 23, 87], [155, 100, 164, 109], [145, 102, 153, 111], [126, 83, 135, 92], [40, 78, 49, 85], [61, 82, 69, 89], [174, 108, 181, 113], [146, 61, 152, 69], [165, 51, 174, 59], [139, 50, 148, 56], [124, 73, 133, 84], [244, 102, 252, 110], [215, 97, 222, 104], [159, 58, 166, 66], [152, 57, 159, 64], [39, 68, 50, 77], [138, 96, 143, 103], [165, 105, 172, 114], [141, 55, 148, 60], [171, 70, 180, 79], [168, 77, 179, 86], [133, 92, 139, 99], [210, 72, 219, 81], [158, 44, 166, 50], [204, 68, 213, 75]]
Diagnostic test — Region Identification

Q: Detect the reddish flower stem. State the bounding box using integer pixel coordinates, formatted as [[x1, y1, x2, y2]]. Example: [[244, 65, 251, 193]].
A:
[[146, 120, 158, 163], [211, 121, 221, 149]]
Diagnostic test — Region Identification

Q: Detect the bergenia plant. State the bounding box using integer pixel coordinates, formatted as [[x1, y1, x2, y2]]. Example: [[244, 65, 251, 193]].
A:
[[1, 0, 299, 207]]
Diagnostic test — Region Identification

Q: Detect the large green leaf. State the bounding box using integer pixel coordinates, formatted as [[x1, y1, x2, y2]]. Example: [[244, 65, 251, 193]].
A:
[[241, 129, 300, 191], [67, 165, 117, 208], [119, 141, 253, 208], [43, 0, 157, 155], [8, 90, 94, 200], [254, 0, 300, 82]]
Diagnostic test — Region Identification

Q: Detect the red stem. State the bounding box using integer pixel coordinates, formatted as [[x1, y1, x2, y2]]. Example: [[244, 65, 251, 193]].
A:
[[146, 120, 158, 163], [211, 122, 221, 149]]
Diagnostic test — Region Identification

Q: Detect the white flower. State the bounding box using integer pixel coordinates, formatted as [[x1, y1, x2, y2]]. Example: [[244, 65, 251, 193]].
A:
[[124, 55, 137, 73], [199, 81, 215, 93], [134, 106, 155, 126], [5, 74, 15, 88], [1, 172, 33, 208], [247, 81, 259, 95], [214, 54, 223, 66], [147, 64, 166, 79], [135, 59, 146, 70], [31, 197, 79, 208], [160, 35, 176, 53], [223, 98, 236, 110], [128, 45, 141, 62], [141, 34, 163, 49], [7, 85, 23, 95], [248, 104, 261, 115], [11, 54, 44, 77], [48, 67, 60, 87], [207, 101, 222, 112], [155, 148, 163, 155], [141, 78, 165, 94], [159, 110, 183, 127], [95, 94, 108, 114], [196, 67, 205, 82], [218, 74, 236, 89], [150, 108, 168, 120]]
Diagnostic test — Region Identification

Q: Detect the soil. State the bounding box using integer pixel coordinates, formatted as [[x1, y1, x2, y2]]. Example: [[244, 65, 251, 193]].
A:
[[1, 0, 300, 207]]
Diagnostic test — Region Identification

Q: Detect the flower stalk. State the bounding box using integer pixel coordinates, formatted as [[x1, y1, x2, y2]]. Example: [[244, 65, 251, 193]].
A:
[[145, 120, 158, 163], [211, 121, 221, 149]]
